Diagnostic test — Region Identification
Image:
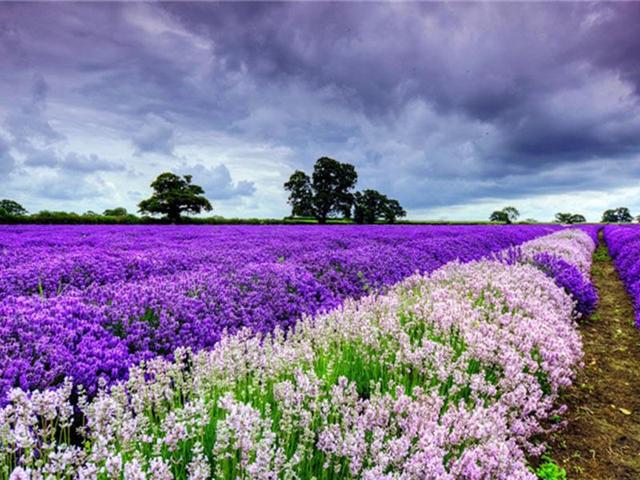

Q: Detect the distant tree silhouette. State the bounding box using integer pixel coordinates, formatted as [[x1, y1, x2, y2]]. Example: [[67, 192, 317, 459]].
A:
[[555, 212, 586, 224], [602, 207, 632, 223], [138, 172, 212, 223], [283, 171, 314, 217], [284, 158, 404, 224], [353, 189, 406, 224], [0, 199, 27, 217], [490, 206, 520, 224], [382, 198, 406, 224], [284, 157, 357, 224], [311, 157, 357, 223], [103, 207, 128, 217]]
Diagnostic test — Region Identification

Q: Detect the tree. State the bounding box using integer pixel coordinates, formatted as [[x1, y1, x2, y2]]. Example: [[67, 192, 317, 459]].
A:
[[311, 157, 357, 223], [602, 207, 632, 223], [617, 207, 632, 223], [0, 199, 27, 217], [502, 206, 520, 223], [284, 158, 403, 224], [138, 172, 212, 223], [353, 190, 386, 224], [555, 212, 586, 224], [489, 206, 519, 224], [489, 210, 509, 223], [283, 171, 314, 217], [103, 207, 128, 217], [382, 198, 406, 224], [353, 189, 406, 224]]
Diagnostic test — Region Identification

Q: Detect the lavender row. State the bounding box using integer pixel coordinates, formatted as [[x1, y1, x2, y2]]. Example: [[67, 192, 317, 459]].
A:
[[603, 225, 640, 327], [0, 225, 561, 298], [1, 229, 596, 479], [1, 225, 564, 402]]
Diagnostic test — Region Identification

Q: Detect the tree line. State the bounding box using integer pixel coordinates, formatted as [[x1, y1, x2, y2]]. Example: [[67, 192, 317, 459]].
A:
[[488, 205, 638, 224], [284, 157, 406, 224], [2, 168, 640, 224]]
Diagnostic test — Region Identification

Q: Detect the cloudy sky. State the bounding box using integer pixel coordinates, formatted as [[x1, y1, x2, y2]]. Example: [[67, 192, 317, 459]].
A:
[[1, 2, 640, 221]]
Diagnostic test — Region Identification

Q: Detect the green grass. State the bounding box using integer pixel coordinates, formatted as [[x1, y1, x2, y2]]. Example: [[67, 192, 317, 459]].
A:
[[534, 456, 567, 480], [593, 245, 611, 262]]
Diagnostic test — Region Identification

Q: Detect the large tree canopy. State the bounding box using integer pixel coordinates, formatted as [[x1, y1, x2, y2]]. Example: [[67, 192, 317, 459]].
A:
[[138, 172, 212, 223], [555, 212, 586, 224], [0, 199, 27, 217], [311, 157, 358, 223], [103, 207, 129, 217], [489, 206, 520, 224], [284, 157, 358, 224], [353, 189, 406, 224], [601, 207, 633, 223], [283, 170, 314, 218], [284, 158, 405, 224]]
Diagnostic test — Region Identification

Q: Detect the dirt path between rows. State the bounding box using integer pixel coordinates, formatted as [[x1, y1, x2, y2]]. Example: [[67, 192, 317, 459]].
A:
[[547, 236, 640, 479]]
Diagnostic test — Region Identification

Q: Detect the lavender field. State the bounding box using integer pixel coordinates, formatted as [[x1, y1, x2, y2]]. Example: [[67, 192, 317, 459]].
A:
[[1, 224, 568, 401], [0, 225, 603, 479]]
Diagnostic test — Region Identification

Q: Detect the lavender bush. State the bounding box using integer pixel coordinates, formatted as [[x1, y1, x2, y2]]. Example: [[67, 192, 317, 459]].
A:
[[531, 253, 598, 318], [517, 228, 599, 319], [603, 225, 640, 327]]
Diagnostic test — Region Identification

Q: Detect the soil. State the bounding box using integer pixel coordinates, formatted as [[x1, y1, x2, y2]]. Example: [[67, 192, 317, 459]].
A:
[[547, 236, 640, 479]]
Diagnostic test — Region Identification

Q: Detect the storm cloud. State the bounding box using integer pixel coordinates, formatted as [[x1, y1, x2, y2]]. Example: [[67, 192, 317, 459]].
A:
[[1, 2, 639, 220]]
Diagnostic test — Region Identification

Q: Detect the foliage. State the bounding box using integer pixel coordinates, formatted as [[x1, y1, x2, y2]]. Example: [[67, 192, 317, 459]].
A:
[[103, 207, 128, 217], [353, 189, 406, 224], [0, 199, 27, 217], [285, 158, 406, 224], [310, 156, 358, 223], [490, 210, 509, 223], [353, 189, 386, 223], [554, 212, 586, 224], [534, 457, 567, 480], [382, 198, 406, 223], [138, 172, 212, 222], [592, 245, 611, 262], [283, 170, 314, 217], [602, 207, 632, 223], [490, 206, 520, 224]]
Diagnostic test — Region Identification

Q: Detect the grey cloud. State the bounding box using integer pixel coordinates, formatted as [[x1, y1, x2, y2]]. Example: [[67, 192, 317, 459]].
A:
[[0, 136, 16, 174], [5, 74, 65, 146], [31, 173, 108, 201], [132, 114, 175, 155], [180, 163, 256, 200], [23, 147, 124, 173], [59, 153, 123, 173], [21, 147, 58, 168]]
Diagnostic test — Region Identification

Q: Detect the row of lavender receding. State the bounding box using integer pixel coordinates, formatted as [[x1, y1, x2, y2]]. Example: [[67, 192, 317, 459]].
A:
[[1, 228, 598, 479], [604, 225, 640, 327], [1, 225, 576, 403]]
